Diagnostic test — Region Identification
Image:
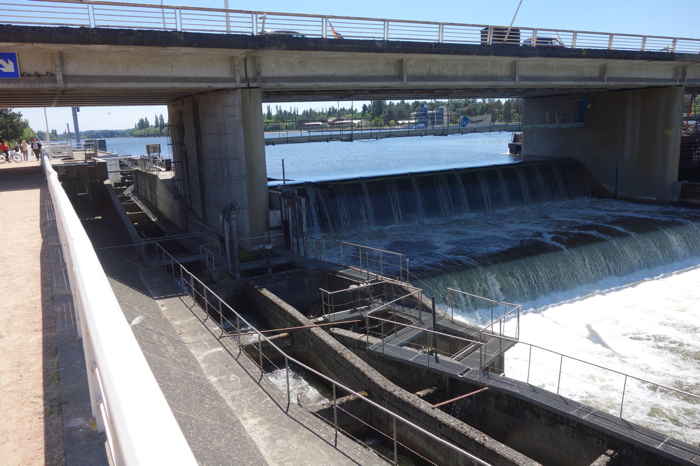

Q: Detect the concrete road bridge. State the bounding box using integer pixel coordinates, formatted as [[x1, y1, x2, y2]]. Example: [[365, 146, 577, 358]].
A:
[[1, 0, 699, 237]]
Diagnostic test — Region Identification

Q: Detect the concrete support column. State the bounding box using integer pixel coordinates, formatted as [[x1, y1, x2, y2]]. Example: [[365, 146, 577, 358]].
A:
[[169, 88, 268, 239], [523, 86, 683, 201]]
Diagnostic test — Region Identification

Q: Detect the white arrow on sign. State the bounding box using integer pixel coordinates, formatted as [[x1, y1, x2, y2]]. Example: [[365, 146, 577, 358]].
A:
[[0, 59, 16, 73]]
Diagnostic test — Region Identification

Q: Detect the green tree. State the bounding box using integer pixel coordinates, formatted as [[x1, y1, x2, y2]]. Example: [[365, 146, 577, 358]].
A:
[[503, 100, 512, 122], [371, 100, 386, 118], [0, 109, 33, 143]]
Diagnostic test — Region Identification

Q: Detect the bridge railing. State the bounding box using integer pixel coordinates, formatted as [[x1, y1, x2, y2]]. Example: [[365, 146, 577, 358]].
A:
[[5, 0, 700, 54], [42, 155, 197, 465]]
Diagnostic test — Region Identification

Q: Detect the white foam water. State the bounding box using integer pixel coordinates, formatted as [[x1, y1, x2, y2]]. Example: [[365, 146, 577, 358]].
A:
[[503, 264, 700, 446], [266, 367, 328, 406]]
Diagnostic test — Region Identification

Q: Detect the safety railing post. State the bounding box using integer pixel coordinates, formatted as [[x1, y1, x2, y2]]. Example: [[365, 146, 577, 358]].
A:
[[641, 36, 647, 51], [619, 375, 628, 418], [381, 320, 385, 353], [258, 332, 263, 378], [203, 289, 209, 321], [571, 31, 577, 48], [161, 3, 166, 30], [526, 344, 532, 384], [607, 34, 614, 50], [365, 316, 370, 346], [393, 417, 398, 465], [176, 8, 182, 31], [217, 301, 223, 338], [479, 335, 484, 370], [332, 384, 338, 446], [236, 315, 242, 356], [285, 357, 291, 410], [556, 354, 564, 394], [531, 29, 538, 46], [322, 17, 327, 39], [671, 38, 677, 53], [487, 26, 493, 45], [438, 23, 444, 43], [383, 20, 389, 40]]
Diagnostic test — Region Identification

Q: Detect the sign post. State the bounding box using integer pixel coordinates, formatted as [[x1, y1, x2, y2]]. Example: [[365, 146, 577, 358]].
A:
[[0, 53, 20, 79]]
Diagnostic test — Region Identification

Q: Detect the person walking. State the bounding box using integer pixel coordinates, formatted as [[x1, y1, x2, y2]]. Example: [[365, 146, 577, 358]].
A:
[[0, 139, 10, 162], [20, 140, 29, 161], [30, 138, 42, 160]]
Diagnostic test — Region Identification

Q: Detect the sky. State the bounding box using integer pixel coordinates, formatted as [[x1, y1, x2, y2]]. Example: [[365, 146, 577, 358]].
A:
[[13, 0, 699, 133]]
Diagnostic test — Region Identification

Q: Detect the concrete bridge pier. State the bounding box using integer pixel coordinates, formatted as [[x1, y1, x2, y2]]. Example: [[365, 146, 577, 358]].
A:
[[522, 86, 684, 201], [168, 88, 268, 240]]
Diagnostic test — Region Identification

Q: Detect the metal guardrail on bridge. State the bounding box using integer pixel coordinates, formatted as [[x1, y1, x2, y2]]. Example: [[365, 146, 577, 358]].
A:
[[43, 155, 197, 465], [4, 0, 700, 54]]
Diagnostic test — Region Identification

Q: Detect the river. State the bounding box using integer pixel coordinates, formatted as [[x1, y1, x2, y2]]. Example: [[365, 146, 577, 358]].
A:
[[101, 131, 515, 182]]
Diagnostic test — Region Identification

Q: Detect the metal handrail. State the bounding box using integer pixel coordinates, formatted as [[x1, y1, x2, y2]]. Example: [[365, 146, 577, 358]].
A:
[[42, 155, 196, 465], [152, 241, 491, 466], [486, 331, 700, 420], [6, 0, 699, 54], [304, 237, 411, 282], [445, 287, 521, 340]]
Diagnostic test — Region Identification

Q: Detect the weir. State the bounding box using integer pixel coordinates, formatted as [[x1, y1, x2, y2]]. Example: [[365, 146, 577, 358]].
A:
[[279, 158, 700, 310], [282, 159, 593, 235]]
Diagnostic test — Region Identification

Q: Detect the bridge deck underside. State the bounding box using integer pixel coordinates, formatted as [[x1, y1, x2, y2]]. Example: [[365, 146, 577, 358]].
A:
[[0, 25, 698, 107], [0, 85, 641, 107]]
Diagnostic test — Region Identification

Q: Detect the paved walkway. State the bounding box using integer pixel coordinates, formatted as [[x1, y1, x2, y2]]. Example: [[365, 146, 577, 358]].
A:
[[0, 162, 61, 465]]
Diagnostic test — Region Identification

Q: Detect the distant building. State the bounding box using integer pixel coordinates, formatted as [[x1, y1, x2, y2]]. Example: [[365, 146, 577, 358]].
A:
[[328, 119, 362, 128], [303, 121, 326, 129], [411, 104, 447, 128]]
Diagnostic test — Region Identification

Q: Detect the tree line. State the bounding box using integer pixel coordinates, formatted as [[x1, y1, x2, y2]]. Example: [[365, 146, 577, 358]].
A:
[[0, 109, 35, 143], [265, 98, 523, 129], [44, 114, 171, 139]]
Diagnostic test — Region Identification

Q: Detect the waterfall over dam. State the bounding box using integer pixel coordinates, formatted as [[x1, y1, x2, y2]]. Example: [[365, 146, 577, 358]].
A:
[[293, 159, 592, 234], [281, 159, 700, 307]]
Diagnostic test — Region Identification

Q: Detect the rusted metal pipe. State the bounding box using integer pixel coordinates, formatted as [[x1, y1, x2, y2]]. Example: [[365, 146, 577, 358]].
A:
[[229, 319, 361, 336], [432, 387, 488, 408]]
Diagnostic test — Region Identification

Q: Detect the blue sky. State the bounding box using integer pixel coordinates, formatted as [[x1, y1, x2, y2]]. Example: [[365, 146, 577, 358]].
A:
[[16, 0, 698, 133]]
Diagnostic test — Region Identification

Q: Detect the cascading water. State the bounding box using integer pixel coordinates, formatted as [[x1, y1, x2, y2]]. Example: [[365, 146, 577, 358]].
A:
[[296, 159, 590, 235], [281, 158, 700, 444]]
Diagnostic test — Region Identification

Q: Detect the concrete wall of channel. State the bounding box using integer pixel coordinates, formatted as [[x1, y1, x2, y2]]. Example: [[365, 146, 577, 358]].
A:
[[243, 282, 538, 466], [332, 329, 688, 466], [132, 170, 187, 230], [523, 86, 684, 201]]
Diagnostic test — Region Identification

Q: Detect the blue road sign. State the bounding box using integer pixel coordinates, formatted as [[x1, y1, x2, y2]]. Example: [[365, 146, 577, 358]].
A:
[[0, 53, 20, 79]]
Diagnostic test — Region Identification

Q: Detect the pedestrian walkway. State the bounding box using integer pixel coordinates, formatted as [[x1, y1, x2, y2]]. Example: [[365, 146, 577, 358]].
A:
[[0, 161, 105, 466], [0, 162, 60, 465]]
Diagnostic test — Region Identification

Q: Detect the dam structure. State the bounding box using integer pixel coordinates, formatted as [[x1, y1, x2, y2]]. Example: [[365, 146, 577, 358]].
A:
[[2, 1, 700, 465]]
